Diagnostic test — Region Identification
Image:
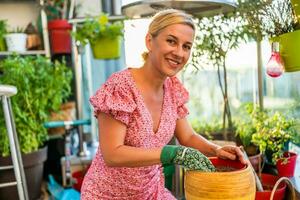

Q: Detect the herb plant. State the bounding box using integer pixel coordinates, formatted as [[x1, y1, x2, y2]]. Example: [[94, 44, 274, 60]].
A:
[[251, 111, 297, 164], [0, 55, 72, 156], [0, 20, 8, 51]]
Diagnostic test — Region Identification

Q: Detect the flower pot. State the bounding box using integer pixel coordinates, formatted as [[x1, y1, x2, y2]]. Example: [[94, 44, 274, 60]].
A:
[[48, 19, 72, 54], [0, 146, 48, 200], [270, 30, 300, 72], [5, 33, 27, 52], [276, 151, 297, 177], [255, 174, 286, 200], [0, 37, 6, 51], [185, 157, 255, 200], [249, 153, 263, 172], [91, 36, 121, 59]]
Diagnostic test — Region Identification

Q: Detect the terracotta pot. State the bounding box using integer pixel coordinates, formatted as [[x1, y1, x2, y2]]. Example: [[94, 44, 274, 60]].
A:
[[255, 174, 286, 200], [185, 157, 255, 200], [276, 152, 297, 177]]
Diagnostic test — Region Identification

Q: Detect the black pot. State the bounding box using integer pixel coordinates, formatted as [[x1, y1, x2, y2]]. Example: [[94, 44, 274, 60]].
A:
[[0, 146, 48, 200]]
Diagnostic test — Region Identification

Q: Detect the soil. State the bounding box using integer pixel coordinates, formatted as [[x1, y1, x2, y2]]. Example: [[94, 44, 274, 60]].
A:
[[216, 166, 236, 172]]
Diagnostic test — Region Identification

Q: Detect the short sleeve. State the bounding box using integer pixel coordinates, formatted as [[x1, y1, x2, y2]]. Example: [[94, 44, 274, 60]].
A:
[[89, 74, 136, 126], [169, 76, 189, 119]]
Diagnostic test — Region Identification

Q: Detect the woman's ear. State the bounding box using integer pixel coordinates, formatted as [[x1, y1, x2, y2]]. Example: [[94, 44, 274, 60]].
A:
[[145, 33, 152, 52]]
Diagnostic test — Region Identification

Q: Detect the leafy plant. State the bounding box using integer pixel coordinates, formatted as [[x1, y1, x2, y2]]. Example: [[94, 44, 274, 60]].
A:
[[9, 27, 25, 33], [72, 13, 124, 46], [251, 111, 297, 164], [0, 55, 72, 156], [44, 0, 67, 20], [191, 118, 233, 140], [235, 103, 266, 148]]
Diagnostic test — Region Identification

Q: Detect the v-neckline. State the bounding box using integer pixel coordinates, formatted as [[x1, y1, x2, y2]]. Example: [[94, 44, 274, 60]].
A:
[[127, 68, 166, 134]]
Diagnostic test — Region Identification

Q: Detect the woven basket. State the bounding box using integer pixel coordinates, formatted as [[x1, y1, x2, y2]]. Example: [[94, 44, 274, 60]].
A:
[[185, 157, 255, 200]]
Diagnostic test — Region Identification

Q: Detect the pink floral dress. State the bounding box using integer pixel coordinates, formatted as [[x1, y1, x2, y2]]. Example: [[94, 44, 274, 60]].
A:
[[81, 68, 189, 200]]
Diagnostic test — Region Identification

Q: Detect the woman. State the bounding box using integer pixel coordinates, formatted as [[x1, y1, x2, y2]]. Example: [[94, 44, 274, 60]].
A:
[[81, 9, 245, 199]]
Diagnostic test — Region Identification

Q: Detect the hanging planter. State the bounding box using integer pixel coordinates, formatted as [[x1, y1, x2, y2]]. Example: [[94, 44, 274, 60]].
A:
[[91, 36, 121, 59], [270, 30, 300, 72], [72, 13, 124, 60]]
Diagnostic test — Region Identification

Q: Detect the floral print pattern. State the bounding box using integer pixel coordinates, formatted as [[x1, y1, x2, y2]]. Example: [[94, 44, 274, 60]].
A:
[[81, 69, 189, 200]]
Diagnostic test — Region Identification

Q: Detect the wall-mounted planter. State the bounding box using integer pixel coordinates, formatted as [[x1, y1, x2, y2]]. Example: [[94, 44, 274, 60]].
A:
[[91, 36, 121, 59], [48, 19, 72, 55], [270, 30, 300, 72]]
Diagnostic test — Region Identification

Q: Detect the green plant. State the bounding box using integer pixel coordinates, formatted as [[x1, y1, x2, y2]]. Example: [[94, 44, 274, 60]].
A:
[[0, 55, 72, 156], [8, 26, 25, 33], [191, 118, 229, 140], [72, 13, 124, 46], [251, 111, 297, 164], [235, 103, 266, 148], [45, 0, 67, 20]]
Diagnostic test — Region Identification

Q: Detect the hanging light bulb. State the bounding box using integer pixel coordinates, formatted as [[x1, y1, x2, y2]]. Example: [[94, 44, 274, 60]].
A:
[[266, 42, 285, 78]]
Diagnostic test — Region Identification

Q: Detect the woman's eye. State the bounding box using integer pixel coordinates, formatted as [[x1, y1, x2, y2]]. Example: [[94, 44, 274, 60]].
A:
[[167, 39, 176, 45], [183, 45, 191, 51]]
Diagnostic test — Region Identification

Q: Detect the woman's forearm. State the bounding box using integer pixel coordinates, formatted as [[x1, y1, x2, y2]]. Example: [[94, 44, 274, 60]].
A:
[[180, 134, 220, 157], [102, 145, 162, 167]]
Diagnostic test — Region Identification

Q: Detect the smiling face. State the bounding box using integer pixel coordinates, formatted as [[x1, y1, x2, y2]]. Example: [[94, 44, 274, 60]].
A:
[[145, 23, 195, 78]]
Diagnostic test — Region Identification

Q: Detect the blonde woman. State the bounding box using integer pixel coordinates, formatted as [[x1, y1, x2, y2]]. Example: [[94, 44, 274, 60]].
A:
[[81, 9, 245, 199]]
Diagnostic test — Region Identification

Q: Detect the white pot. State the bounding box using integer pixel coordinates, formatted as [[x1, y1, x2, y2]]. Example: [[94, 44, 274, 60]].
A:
[[5, 33, 27, 52]]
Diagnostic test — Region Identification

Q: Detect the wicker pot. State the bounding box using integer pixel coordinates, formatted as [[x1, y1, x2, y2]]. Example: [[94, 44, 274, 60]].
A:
[[185, 157, 255, 200]]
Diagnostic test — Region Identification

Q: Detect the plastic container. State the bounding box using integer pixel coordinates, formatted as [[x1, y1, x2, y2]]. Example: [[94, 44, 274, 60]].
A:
[[48, 19, 72, 54]]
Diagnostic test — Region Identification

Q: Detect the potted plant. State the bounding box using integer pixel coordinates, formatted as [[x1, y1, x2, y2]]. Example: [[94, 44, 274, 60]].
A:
[[251, 110, 298, 177], [0, 55, 72, 199], [0, 20, 8, 51], [72, 13, 124, 59], [234, 103, 266, 172], [45, 0, 72, 54], [4, 27, 27, 52]]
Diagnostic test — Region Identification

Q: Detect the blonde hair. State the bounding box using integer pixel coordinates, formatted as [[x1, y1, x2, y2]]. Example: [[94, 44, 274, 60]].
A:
[[142, 9, 195, 61]]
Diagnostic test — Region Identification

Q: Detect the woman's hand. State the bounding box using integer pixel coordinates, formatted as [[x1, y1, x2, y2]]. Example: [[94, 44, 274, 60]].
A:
[[215, 145, 246, 164], [161, 145, 215, 172]]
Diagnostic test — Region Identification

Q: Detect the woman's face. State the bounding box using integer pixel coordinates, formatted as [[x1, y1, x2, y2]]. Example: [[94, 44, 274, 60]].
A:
[[146, 23, 195, 77]]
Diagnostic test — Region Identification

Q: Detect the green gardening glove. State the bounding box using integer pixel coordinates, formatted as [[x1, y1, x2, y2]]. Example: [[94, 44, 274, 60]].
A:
[[160, 145, 215, 172]]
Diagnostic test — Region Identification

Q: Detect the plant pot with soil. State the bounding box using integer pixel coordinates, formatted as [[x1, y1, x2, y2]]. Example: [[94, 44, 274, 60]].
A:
[[185, 157, 256, 200]]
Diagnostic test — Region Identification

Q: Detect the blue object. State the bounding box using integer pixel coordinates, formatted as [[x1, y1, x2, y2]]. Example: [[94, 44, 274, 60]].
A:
[[48, 175, 80, 200]]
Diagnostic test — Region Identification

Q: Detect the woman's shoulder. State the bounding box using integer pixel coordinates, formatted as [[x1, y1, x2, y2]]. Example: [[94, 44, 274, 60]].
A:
[[106, 68, 131, 86], [165, 76, 189, 103]]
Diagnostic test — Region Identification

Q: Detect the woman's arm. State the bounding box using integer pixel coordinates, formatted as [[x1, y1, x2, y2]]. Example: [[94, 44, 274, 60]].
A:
[[174, 118, 246, 163], [98, 112, 162, 167], [174, 118, 220, 156]]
